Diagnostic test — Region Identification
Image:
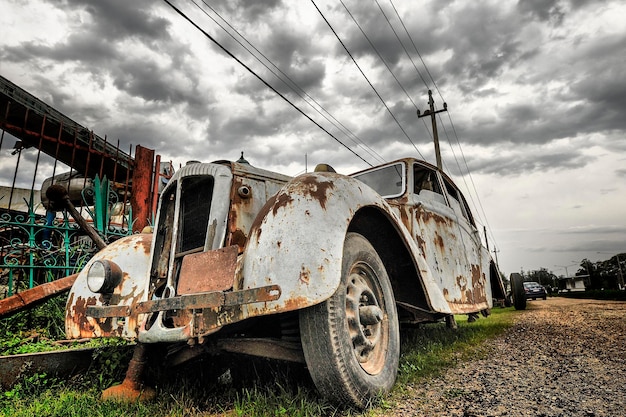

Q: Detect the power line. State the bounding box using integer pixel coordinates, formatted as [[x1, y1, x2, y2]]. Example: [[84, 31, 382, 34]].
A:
[[340, 0, 417, 110], [162, 0, 372, 166], [192, 0, 386, 165], [310, 0, 424, 160]]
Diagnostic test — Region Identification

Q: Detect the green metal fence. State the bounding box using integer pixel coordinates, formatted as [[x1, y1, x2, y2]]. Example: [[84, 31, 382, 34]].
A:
[[0, 176, 132, 298]]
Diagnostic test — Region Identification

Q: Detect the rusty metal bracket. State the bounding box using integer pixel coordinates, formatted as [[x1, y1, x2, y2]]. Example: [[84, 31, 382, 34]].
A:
[[86, 285, 282, 318], [86, 305, 131, 318]]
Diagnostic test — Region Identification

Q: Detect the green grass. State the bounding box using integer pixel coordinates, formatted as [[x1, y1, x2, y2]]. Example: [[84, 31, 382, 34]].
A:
[[1, 305, 518, 417]]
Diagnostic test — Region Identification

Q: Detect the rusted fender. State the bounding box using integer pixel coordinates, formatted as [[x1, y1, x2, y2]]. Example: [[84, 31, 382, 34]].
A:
[[241, 172, 451, 315], [65, 233, 153, 340]]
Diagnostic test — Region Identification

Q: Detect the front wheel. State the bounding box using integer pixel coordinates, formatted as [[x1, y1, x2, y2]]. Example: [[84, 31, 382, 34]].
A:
[[299, 232, 400, 408]]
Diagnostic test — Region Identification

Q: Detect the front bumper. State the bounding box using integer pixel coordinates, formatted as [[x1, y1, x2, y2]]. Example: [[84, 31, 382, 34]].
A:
[[86, 285, 282, 342]]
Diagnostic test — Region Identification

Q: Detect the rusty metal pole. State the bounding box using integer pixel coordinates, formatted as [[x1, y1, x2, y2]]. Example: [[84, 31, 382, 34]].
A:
[[101, 343, 156, 402], [151, 154, 161, 222], [131, 145, 155, 233], [45, 184, 107, 251]]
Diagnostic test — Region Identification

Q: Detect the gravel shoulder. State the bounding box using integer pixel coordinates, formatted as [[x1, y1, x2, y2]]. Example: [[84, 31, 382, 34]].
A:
[[385, 297, 626, 417]]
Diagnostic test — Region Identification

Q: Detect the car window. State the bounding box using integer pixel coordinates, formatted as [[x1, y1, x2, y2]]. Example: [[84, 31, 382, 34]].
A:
[[352, 162, 405, 198], [414, 165, 442, 195]]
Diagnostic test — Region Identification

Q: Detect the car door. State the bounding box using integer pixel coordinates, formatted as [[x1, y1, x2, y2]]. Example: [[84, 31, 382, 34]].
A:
[[410, 163, 470, 311]]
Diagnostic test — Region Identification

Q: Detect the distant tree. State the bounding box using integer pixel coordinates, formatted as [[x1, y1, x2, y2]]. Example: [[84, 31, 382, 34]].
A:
[[584, 254, 626, 290], [525, 268, 557, 288]]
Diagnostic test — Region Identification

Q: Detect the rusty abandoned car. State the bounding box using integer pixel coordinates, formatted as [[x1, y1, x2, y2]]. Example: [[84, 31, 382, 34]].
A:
[[65, 156, 506, 408]]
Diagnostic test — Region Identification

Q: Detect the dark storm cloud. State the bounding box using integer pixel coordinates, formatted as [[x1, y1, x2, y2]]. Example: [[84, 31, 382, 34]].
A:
[[332, 1, 409, 67], [213, 0, 282, 22], [516, 0, 601, 24], [63, 0, 171, 42], [0, 33, 118, 66], [203, 7, 328, 104], [100, 121, 182, 159], [454, 147, 590, 177], [553, 238, 626, 253], [436, 3, 529, 92], [213, 111, 282, 141], [517, 0, 566, 24]]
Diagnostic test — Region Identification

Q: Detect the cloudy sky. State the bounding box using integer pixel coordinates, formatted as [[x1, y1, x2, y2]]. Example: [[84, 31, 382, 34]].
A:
[[1, 0, 625, 276]]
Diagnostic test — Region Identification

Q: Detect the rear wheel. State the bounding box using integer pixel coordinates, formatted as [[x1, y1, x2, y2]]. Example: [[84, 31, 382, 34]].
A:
[[299, 232, 399, 408], [511, 273, 527, 310]]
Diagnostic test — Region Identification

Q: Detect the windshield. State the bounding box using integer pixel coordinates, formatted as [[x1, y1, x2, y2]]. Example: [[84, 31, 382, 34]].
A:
[[352, 162, 405, 198]]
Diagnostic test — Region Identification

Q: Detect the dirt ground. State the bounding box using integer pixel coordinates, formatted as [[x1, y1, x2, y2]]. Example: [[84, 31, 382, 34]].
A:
[[383, 297, 626, 417]]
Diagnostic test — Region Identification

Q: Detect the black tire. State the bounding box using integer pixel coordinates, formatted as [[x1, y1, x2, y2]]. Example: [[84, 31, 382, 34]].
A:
[[511, 273, 527, 310], [299, 232, 400, 408]]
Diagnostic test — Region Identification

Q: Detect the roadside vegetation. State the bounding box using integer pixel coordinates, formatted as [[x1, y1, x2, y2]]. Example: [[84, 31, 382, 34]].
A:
[[1, 297, 518, 417]]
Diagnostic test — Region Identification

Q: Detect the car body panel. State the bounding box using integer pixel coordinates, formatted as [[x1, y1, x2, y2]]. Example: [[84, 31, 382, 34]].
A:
[[65, 157, 501, 344]]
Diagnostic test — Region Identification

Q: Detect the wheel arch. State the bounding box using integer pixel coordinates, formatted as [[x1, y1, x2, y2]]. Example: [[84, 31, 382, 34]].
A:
[[347, 206, 431, 314]]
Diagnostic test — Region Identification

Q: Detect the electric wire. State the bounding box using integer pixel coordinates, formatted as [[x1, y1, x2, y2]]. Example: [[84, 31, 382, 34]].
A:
[[163, 0, 372, 166], [191, 0, 386, 165], [310, 0, 425, 160], [372, 0, 435, 140], [340, 0, 417, 110], [387, 0, 499, 250]]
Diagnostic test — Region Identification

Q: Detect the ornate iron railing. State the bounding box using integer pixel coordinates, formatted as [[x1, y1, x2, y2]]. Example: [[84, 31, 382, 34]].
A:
[[0, 176, 132, 298]]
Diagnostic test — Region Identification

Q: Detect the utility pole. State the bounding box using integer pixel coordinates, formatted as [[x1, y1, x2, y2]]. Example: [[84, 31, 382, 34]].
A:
[[492, 247, 500, 268], [417, 90, 447, 170]]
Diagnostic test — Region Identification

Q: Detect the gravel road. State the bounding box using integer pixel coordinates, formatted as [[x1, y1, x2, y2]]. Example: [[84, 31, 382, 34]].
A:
[[385, 297, 626, 417]]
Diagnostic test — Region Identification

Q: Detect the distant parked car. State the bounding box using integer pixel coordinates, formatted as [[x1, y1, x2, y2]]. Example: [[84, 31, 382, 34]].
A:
[[524, 281, 547, 300]]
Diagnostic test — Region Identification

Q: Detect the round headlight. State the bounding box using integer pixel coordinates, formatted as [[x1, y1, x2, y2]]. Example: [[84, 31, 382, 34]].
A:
[[87, 260, 122, 294]]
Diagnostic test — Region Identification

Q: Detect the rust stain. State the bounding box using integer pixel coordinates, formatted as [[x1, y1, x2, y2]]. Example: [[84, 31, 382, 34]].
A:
[[230, 229, 248, 253], [230, 178, 245, 205], [415, 204, 451, 226], [456, 275, 468, 291], [283, 295, 310, 311], [398, 206, 410, 230], [177, 246, 237, 295], [297, 175, 335, 210], [414, 233, 426, 257], [273, 192, 294, 216], [471, 264, 487, 303], [133, 234, 153, 256], [250, 194, 277, 241], [434, 232, 445, 250], [71, 295, 99, 337], [448, 265, 488, 305], [300, 266, 311, 285]]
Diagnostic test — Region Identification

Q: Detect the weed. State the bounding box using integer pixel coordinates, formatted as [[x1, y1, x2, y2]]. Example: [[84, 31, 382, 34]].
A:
[[0, 295, 66, 356], [1, 306, 517, 417]]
